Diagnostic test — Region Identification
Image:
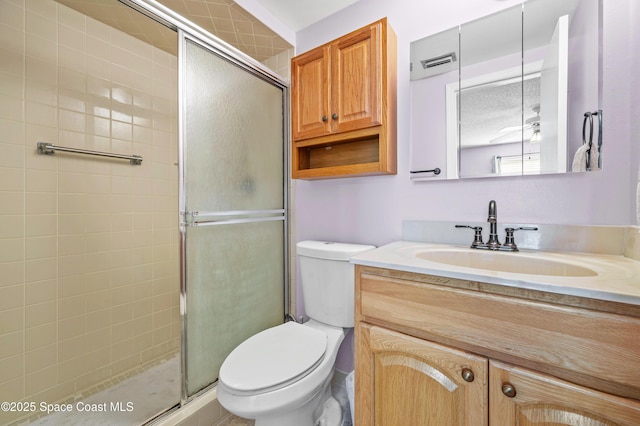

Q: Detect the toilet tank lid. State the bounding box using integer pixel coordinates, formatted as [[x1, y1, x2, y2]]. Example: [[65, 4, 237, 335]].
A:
[[297, 240, 376, 261]]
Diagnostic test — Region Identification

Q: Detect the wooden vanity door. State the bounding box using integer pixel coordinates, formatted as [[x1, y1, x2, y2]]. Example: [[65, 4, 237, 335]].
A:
[[357, 324, 488, 426], [489, 360, 640, 426]]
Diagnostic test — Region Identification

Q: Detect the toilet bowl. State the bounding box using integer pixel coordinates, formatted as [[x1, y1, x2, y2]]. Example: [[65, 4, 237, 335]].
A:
[[217, 320, 345, 426], [217, 240, 375, 426]]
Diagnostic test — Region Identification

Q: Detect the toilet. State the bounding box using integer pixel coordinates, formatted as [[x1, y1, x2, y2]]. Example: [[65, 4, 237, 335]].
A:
[[217, 240, 375, 426]]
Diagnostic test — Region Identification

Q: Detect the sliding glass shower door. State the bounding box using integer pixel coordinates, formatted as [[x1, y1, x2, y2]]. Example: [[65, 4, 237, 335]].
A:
[[180, 35, 287, 397]]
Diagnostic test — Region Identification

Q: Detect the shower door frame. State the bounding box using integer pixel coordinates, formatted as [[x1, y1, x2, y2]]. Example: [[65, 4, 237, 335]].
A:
[[121, 0, 291, 408], [178, 30, 290, 401]]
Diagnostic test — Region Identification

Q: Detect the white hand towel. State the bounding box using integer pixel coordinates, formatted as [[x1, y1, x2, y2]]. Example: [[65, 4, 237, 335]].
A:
[[588, 143, 600, 171], [571, 144, 589, 172]]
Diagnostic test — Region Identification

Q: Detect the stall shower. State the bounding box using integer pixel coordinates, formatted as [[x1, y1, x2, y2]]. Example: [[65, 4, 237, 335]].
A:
[[0, 0, 288, 424]]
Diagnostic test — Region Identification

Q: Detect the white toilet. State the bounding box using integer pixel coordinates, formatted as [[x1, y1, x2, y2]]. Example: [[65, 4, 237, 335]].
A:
[[217, 240, 375, 426]]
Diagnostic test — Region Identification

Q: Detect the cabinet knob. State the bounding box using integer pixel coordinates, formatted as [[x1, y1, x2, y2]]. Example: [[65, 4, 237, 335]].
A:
[[502, 383, 517, 398], [461, 368, 474, 382], [322, 115, 328, 122], [332, 113, 339, 120]]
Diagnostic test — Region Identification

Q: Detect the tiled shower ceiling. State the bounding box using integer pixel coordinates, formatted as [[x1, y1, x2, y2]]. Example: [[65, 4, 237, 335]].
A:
[[55, 0, 292, 62], [157, 0, 292, 59]]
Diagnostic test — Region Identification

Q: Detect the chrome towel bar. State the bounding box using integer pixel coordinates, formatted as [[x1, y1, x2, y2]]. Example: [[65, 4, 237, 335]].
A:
[[37, 142, 143, 165], [410, 167, 441, 175]]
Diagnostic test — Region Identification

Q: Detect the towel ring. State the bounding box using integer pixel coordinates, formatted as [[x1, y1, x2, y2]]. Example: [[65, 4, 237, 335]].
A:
[[583, 112, 594, 170]]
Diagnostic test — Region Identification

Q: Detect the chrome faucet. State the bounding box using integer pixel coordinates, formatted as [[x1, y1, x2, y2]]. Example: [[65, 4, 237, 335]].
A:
[[486, 200, 500, 249], [456, 200, 538, 252]]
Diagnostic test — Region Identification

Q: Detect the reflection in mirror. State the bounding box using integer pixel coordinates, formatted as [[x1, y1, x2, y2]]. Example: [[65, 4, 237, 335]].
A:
[[409, 0, 602, 180], [525, 0, 602, 175], [455, 72, 541, 177], [458, 4, 523, 178], [409, 27, 459, 179]]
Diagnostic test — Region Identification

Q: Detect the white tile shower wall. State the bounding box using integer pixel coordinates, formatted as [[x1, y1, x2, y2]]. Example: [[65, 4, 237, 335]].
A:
[[262, 48, 292, 83], [0, 0, 180, 422]]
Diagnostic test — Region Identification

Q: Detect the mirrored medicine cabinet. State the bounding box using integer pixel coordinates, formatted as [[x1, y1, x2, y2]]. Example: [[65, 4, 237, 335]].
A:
[[409, 0, 602, 180]]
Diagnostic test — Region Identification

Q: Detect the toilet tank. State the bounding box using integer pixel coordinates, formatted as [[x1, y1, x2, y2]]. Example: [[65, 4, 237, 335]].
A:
[[297, 241, 375, 328]]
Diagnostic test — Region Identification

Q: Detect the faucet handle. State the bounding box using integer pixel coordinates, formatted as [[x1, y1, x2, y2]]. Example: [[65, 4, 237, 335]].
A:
[[503, 227, 539, 251], [455, 225, 484, 248]]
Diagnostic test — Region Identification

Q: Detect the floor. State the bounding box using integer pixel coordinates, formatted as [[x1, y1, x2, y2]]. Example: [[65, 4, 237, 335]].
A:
[[25, 358, 352, 426], [214, 415, 254, 425], [29, 355, 181, 426]]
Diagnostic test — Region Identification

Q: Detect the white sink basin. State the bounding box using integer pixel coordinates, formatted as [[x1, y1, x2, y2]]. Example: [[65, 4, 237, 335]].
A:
[[350, 241, 640, 305], [414, 247, 598, 277]]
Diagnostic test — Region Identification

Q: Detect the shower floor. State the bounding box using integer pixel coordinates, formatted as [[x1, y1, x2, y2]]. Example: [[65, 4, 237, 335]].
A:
[[29, 355, 181, 426], [26, 356, 351, 426]]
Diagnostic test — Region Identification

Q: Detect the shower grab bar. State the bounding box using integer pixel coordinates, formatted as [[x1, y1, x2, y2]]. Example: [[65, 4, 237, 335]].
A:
[[187, 215, 285, 227], [193, 209, 285, 218], [183, 209, 285, 227], [37, 142, 143, 165]]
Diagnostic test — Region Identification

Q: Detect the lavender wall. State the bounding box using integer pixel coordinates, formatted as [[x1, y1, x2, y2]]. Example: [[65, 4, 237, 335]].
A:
[[567, 0, 601, 162], [293, 0, 637, 371], [631, 1, 640, 224], [295, 0, 634, 242]]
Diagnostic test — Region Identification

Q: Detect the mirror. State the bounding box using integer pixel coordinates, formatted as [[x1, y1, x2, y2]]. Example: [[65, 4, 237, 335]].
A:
[[409, 0, 602, 180]]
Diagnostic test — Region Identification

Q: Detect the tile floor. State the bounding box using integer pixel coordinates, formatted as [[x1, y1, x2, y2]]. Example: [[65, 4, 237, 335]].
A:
[[214, 415, 254, 425]]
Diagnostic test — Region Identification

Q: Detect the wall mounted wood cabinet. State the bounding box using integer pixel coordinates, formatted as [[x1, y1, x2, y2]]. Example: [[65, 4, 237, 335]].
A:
[[355, 266, 640, 425], [291, 18, 397, 179]]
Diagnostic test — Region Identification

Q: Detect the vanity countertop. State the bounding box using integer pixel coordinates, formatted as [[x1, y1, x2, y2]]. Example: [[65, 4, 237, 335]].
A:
[[350, 241, 640, 306]]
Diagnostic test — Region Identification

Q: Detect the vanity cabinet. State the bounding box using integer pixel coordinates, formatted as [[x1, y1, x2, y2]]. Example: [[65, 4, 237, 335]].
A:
[[358, 324, 488, 425], [355, 266, 640, 425], [291, 18, 397, 179], [490, 361, 640, 425]]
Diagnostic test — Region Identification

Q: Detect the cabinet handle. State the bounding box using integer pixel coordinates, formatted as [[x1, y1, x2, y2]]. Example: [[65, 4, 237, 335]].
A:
[[332, 113, 339, 120], [502, 383, 517, 398], [322, 115, 328, 122], [461, 368, 474, 382]]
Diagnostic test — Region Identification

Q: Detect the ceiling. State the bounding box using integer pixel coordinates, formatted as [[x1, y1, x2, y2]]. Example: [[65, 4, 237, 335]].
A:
[[252, 0, 359, 32], [56, 0, 358, 62]]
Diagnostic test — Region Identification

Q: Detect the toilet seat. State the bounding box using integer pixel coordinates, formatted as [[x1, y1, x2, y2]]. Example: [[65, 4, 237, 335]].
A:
[[219, 322, 327, 395]]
